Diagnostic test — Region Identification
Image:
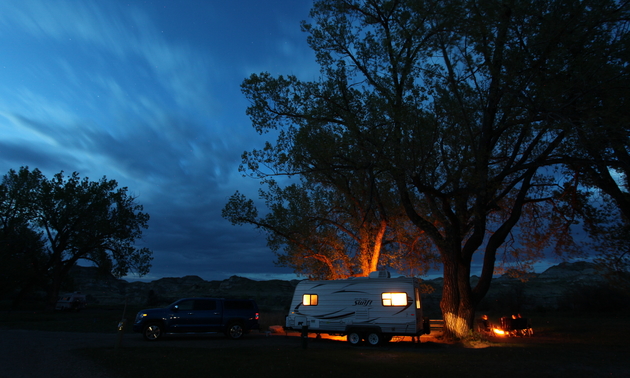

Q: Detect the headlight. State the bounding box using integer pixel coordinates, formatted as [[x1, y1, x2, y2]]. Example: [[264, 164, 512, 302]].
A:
[[135, 312, 147, 322]]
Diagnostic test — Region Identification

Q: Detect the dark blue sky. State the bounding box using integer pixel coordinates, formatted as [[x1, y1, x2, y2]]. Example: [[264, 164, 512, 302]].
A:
[[0, 0, 575, 282], [0, 0, 319, 281]]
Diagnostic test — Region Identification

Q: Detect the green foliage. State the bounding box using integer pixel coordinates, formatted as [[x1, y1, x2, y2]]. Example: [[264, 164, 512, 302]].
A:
[[0, 167, 152, 308]]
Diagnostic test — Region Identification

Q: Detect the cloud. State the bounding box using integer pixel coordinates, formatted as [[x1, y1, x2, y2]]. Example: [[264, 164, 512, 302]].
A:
[[1, 107, 282, 281], [1, 108, 242, 196], [0, 139, 72, 171], [0, 0, 218, 117], [0, 0, 315, 281]]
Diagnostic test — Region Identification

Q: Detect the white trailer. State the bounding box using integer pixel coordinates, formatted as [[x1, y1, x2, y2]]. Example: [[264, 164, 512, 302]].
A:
[[285, 271, 430, 346]]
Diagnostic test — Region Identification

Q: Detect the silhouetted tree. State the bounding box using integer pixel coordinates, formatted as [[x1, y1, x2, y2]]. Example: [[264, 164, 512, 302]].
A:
[[238, 0, 629, 337], [0, 167, 153, 309], [223, 178, 437, 279]]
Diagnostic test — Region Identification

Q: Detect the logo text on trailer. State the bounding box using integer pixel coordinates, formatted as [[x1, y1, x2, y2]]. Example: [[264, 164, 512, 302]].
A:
[[354, 298, 373, 306]]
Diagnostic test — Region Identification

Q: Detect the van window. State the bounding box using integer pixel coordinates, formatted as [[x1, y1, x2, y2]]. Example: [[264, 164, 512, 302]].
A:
[[194, 299, 216, 311], [302, 294, 318, 306], [224, 300, 254, 310], [382, 292, 407, 306], [176, 299, 195, 311]]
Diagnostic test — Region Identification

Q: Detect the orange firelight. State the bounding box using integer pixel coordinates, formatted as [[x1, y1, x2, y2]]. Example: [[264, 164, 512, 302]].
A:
[[492, 327, 507, 336]]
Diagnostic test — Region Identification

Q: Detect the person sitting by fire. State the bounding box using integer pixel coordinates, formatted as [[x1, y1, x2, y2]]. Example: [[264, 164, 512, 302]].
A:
[[477, 314, 493, 335], [510, 314, 533, 336]]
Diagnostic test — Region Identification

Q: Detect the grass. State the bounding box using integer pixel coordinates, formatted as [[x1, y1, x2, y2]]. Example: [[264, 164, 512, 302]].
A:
[[3, 307, 629, 378]]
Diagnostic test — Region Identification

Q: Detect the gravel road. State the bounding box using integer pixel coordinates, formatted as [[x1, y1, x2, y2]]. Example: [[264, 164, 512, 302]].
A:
[[0, 329, 124, 378], [0, 324, 447, 378], [0, 329, 307, 378]]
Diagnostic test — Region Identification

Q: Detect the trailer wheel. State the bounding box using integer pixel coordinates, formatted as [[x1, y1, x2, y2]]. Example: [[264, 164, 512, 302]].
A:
[[366, 332, 382, 346], [347, 332, 362, 346]]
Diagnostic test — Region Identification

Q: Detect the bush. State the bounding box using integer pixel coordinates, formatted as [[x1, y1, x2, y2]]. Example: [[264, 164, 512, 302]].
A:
[[477, 284, 533, 313], [557, 282, 630, 312]]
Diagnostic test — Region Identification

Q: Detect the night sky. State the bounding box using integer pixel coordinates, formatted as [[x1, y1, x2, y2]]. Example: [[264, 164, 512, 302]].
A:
[[1, 0, 572, 283], [0, 0, 318, 282]]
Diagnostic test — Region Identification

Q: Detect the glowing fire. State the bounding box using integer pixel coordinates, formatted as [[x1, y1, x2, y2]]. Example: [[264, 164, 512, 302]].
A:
[[492, 327, 507, 336]]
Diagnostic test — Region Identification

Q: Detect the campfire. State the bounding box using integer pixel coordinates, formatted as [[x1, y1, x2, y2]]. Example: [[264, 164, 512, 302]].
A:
[[478, 314, 534, 337]]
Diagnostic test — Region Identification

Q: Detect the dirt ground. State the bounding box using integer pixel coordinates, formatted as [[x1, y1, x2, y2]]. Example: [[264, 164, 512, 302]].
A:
[[0, 327, 445, 378], [0, 329, 123, 378], [1, 324, 625, 378]]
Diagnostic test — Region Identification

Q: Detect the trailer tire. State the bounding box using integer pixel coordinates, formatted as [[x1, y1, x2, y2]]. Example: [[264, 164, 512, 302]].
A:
[[366, 332, 383, 346], [347, 332, 362, 346]]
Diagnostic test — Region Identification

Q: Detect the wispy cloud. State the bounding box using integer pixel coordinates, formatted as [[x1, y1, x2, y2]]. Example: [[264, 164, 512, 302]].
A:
[[0, 0, 217, 115], [0, 0, 314, 281]]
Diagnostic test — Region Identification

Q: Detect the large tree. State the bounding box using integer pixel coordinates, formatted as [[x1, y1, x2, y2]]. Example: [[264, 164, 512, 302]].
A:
[[0, 167, 153, 309], [239, 0, 629, 337], [558, 17, 630, 285], [223, 178, 437, 279], [0, 167, 47, 305], [226, 102, 438, 278]]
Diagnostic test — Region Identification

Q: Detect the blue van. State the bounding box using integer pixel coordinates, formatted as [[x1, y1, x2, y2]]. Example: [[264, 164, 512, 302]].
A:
[[133, 297, 260, 341]]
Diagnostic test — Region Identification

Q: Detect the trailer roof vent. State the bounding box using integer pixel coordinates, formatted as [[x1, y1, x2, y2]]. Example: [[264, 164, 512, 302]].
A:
[[369, 271, 391, 278]]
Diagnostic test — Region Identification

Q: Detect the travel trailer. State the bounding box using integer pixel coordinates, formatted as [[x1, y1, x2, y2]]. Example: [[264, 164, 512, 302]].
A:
[[285, 271, 430, 345]]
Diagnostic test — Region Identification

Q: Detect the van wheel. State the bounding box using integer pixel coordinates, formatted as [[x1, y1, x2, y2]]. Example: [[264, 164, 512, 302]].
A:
[[366, 332, 382, 346], [347, 332, 362, 346], [226, 322, 244, 339], [143, 323, 163, 341]]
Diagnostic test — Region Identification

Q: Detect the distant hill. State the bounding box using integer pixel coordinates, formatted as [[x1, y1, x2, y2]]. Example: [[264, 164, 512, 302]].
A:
[[66, 267, 300, 311], [67, 261, 607, 314], [421, 261, 607, 317]]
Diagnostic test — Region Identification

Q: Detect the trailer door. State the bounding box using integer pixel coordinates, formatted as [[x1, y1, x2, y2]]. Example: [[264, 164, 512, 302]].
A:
[[414, 284, 424, 332]]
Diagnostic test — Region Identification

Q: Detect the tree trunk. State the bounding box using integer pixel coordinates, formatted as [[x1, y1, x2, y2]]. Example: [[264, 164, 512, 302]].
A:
[[45, 271, 63, 311], [45, 260, 74, 311], [440, 248, 476, 339], [371, 220, 387, 273], [12, 281, 36, 310]]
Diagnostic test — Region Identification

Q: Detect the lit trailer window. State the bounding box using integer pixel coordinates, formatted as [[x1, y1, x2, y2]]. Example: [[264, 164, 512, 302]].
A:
[[381, 292, 407, 306], [302, 294, 318, 306]]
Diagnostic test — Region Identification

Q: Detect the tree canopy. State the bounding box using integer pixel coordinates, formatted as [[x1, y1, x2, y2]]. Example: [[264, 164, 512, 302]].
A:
[[230, 0, 629, 337], [0, 167, 152, 309], [223, 176, 438, 279]]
